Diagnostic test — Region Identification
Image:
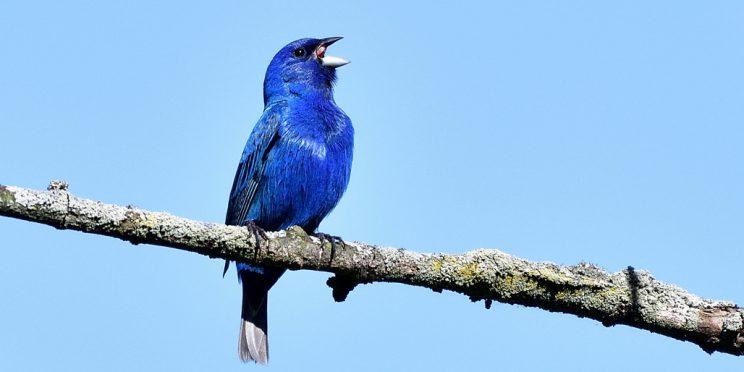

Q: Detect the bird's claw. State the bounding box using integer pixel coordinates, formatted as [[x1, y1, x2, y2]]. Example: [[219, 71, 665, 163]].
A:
[[222, 221, 267, 278], [314, 232, 346, 263], [245, 220, 269, 257]]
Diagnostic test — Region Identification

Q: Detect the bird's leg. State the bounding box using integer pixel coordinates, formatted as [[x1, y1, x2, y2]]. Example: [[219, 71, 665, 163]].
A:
[[223, 221, 267, 278], [313, 232, 346, 263], [244, 220, 268, 260]]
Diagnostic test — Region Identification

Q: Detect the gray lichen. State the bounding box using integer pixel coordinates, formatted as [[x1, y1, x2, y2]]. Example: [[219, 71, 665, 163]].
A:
[[0, 182, 742, 356]]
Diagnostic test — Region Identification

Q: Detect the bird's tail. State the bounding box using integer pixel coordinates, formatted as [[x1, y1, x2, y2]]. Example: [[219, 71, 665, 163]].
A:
[[239, 278, 270, 364]]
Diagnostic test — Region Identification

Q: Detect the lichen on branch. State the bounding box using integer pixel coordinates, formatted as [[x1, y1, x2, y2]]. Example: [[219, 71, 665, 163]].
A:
[[0, 182, 742, 356]]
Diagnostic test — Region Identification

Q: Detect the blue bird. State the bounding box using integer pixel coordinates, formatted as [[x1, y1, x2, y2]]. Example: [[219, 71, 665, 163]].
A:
[[224, 37, 353, 364]]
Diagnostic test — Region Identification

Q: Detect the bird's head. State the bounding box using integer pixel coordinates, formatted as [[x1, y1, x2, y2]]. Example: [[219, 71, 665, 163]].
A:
[[263, 37, 349, 104]]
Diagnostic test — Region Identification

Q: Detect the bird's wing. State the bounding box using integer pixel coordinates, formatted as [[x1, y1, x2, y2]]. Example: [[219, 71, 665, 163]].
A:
[[225, 101, 287, 226]]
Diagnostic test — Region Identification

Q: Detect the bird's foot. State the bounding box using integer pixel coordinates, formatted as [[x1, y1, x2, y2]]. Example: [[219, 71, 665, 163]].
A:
[[223, 221, 268, 278], [313, 232, 346, 263], [245, 220, 269, 258]]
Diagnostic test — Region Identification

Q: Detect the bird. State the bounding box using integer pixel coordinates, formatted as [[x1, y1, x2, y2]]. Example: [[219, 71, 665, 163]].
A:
[[224, 37, 354, 364]]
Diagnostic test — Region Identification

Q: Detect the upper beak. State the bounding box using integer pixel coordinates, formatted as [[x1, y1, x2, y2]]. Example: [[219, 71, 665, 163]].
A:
[[316, 37, 350, 68]]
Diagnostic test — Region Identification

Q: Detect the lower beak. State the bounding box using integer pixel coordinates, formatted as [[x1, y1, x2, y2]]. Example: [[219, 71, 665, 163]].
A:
[[316, 37, 350, 68]]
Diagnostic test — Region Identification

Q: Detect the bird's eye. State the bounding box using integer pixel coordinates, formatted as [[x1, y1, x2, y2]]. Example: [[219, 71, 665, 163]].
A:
[[293, 48, 306, 58]]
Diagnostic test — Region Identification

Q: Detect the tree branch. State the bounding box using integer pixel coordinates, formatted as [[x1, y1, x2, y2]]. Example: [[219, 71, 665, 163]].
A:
[[1, 182, 742, 356]]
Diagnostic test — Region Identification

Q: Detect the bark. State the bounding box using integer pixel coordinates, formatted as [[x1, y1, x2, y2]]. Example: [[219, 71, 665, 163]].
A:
[[0, 181, 742, 356]]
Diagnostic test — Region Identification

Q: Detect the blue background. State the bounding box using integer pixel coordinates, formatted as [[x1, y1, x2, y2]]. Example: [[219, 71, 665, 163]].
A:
[[1, 1, 742, 371]]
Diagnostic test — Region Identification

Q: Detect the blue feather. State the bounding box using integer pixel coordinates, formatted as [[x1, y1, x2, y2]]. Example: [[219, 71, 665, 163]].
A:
[[225, 37, 353, 363]]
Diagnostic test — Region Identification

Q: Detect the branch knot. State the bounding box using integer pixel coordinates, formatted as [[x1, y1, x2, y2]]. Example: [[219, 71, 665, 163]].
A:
[[326, 274, 362, 302]]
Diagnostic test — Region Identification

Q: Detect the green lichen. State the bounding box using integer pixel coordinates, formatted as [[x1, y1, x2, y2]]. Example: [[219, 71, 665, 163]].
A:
[[0, 186, 15, 206], [120, 210, 145, 232], [432, 259, 442, 273], [141, 213, 160, 229], [552, 285, 625, 315], [532, 268, 567, 286], [555, 288, 588, 302], [458, 263, 481, 278], [497, 274, 540, 296], [285, 225, 309, 239]]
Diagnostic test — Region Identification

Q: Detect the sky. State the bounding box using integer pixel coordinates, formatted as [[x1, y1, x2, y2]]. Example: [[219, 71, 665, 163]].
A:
[[1, 1, 743, 371]]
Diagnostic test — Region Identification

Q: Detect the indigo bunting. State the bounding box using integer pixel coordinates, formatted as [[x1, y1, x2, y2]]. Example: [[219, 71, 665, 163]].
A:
[[224, 37, 353, 364]]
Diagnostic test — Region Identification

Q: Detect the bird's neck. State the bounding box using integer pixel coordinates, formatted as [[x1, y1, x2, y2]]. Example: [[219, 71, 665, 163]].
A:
[[265, 86, 336, 108], [264, 79, 335, 106], [269, 91, 347, 139]]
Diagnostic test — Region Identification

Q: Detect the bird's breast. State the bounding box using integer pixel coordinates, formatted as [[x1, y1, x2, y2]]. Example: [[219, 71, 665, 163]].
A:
[[294, 137, 328, 160]]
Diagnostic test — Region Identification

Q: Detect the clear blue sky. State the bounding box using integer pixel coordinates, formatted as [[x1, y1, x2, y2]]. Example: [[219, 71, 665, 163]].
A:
[[1, 1, 742, 371]]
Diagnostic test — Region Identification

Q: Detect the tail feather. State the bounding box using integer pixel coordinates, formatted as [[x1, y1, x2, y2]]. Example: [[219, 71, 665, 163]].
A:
[[239, 280, 269, 364]]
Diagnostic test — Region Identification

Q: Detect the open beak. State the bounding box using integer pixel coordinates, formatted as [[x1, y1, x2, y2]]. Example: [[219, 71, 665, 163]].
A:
[[315, 37, 350, 68]]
